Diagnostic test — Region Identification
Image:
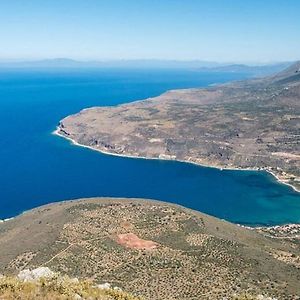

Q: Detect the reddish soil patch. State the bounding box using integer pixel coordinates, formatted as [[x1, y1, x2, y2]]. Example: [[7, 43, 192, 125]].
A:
[[115, 233, 159, 250]]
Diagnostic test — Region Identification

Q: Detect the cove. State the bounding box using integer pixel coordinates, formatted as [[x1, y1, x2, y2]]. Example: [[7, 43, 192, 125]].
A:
[[0, 68, 299, 225]]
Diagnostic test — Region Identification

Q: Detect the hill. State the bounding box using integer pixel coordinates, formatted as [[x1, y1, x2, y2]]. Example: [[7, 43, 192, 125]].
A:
[[56, 62, 300, 191], [0, 198, 300, 299]]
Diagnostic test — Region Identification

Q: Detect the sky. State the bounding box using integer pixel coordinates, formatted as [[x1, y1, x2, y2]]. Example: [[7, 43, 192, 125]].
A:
[[0, 0, 299, 63]]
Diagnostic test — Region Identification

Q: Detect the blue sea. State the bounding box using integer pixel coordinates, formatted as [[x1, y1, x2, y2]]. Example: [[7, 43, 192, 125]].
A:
[[0, 68, 299, 225]]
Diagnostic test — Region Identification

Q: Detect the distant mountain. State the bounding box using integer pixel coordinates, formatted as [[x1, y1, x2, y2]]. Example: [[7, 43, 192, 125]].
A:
[[0, 58, 293, 77], [0, 58, 86, 68], [197, 62, 292, 77], [0, 58, 222, 69]]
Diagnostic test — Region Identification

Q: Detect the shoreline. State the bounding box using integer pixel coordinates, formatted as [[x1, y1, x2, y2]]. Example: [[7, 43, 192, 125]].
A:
[[2, 126, 300, 228], [1, 193, 300, 232], [53, 127, 300, 194], [0, 217, 14, 223]]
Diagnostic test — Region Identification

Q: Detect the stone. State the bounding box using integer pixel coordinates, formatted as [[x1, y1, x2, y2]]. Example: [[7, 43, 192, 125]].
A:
[[17, 267, 55, 282]]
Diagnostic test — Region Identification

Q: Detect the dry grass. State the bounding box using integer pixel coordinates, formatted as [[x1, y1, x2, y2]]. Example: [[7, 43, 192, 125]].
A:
[[0, 275, 141, 300]]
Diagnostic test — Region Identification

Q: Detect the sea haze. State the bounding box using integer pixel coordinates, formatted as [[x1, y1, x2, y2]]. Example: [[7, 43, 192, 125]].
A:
[[0, 68, 299, 225]]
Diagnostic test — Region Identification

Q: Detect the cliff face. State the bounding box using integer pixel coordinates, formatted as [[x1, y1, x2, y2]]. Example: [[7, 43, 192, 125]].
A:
[[56, 63, 300, 191], [0, 198, 300, 299]]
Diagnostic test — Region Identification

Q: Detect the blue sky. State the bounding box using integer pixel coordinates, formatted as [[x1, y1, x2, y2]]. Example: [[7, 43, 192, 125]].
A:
[[0, 0, 299, 62]]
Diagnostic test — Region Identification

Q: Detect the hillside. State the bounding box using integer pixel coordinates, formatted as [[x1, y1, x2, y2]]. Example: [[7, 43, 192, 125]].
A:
[[0, 198, 300, 299], [56, 62, 300, 192]]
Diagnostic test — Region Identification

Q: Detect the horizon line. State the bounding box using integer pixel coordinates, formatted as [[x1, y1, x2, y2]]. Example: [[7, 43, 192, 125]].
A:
[[0, 57, 296, 66]]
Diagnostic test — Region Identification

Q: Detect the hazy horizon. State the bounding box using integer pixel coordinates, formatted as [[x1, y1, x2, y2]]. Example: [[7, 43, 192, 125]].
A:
[[0, 57, 296, 66]]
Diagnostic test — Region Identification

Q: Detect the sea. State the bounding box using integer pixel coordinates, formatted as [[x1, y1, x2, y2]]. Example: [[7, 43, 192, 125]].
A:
[[0, 68, 299, 225]]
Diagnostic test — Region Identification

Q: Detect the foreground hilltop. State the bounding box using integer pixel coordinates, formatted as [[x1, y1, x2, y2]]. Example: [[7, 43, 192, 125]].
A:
[[0, 268, 139, 300], [56, 62, 300, 191], [0, 198, 300, 299]]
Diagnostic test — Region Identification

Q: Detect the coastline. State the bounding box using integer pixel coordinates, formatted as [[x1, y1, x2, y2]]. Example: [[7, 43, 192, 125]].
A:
[[2, 128, 299, 228], [0, 217, 14, 223], [1, 193, 300, 236], [53, 127, 300, 194]]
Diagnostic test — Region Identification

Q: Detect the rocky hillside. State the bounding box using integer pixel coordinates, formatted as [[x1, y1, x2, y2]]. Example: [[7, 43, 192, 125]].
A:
[[0, 198, 299, 299]]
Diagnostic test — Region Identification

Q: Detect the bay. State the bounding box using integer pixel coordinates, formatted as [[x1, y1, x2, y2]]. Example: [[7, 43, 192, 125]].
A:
[[0, 68, 299, 225]]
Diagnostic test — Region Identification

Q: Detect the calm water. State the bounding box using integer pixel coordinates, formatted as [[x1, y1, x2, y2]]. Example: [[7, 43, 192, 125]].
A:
[[0, 68, 299, 225]]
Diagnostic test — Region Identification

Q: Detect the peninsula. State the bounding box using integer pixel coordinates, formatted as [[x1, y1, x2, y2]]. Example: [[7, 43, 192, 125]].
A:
[[55, 62, 300, 191]]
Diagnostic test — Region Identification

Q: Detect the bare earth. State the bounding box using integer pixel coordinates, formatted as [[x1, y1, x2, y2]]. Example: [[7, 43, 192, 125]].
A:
[[115, 233, 159, 250], [56, 62, 300, 191], [1, 198, 300, 299]]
